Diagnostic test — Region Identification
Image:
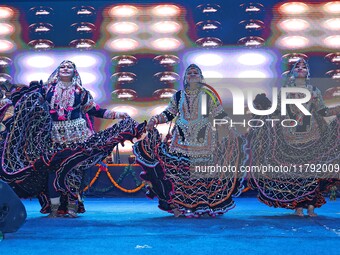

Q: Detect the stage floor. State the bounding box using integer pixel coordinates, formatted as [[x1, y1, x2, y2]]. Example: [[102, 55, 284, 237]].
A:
[[1, 197, 339, 255]]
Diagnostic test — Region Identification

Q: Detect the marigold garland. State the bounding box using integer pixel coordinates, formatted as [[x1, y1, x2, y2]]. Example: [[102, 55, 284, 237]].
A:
[[82, 164, 144, 193]]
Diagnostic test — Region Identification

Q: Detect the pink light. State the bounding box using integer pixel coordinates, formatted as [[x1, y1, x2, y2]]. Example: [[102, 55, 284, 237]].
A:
[[0, 7, 14, 19], [279, 36, 309, 49], [0, 23, 14, 36], [109, 5, 139, 17], [69, 55, 97, 68], [279, 2, 309, 14], [108, 22, 139, 34], [79, 72, 96, 85], [151, 105, 168, 115], [109, 38, 139, 51], [151, 38, 181, 51], [279, 19, 310, 31], [151, 21, 181, 34], [0, 39, 14, 52], [324, 35, 340, 48], [152, 5, 180, 17], [323, 2, 340, 13], [323, 18, 340, 30], [25, 55, 55, 68]]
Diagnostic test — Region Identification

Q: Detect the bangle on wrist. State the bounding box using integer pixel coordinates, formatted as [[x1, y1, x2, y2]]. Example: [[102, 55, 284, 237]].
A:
[[104, 110, 116, 119], [151, 116, 159, 124], [114, 112, 119, 119]]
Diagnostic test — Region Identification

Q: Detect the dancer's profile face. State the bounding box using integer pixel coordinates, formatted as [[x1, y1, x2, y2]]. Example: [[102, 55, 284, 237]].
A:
[[59, 62, 75, 81], [293, 60, 308, 78], [186, 67, 201, 84]]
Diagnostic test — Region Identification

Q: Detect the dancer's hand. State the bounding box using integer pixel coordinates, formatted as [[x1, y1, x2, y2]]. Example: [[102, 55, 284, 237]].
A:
[[115, 112, 130, 119], [146, 117, 157, 131]]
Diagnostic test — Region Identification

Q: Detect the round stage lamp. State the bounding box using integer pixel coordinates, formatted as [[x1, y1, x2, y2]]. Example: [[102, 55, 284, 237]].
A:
[[112, 55, 137, 67], [153, 55, 180, 66]]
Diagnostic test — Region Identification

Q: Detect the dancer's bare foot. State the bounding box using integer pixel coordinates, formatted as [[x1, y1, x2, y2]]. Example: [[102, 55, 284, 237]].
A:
[[295, 207, 304, 217], [307, 205, 317, 217]]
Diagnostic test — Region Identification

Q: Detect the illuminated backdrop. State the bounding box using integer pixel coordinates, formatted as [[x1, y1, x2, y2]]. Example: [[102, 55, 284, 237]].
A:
[[0, 0, 339, 154]]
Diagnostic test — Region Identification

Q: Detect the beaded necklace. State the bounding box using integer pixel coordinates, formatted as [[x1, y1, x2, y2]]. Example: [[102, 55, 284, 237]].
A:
[[50, 81, 75, 120]]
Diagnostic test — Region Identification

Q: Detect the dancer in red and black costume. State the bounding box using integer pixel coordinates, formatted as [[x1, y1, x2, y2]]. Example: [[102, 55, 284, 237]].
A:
[[0, 60, 145, 218]]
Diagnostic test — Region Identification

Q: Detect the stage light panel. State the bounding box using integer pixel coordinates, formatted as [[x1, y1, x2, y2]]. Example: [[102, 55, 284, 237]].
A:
[[194, 53, 223, 66], [181, 49, 278, 82], [109, 5, 139, 17], [196, 20, 221, 32], [237, 53, 268, 66], [25, 55, 55, 68], [278, 19, 310, 32], [197, 4, 221, 14], [112, 89, 138, 100], [238, 36, 265, 48], [0, 56, 12, 67], [278, 36, 310, 49], [68, 55, 97, 68], [29, 23, 53, 33], [150, 38, 182, 51], [0, 39, 14, 52], [28, 39, 54, 50], [151, 21, 181, 34], [153, 55, 180, 66], [323, 1, 340, 13], [196, 37, 223, 48], [107, 38, 140, 51], [324, 35, 340, 48], [72, 6, 95, 16], [279, 2, 309, 14], [111, 72, 137, 84], [153, 89, 177, 99], [0, 6, 14, 19], [323, 18, 340, 31], [108, 22, 139, 34], [154, 71, 180, 83], [112, 55, 137, 67], [325, 53, 340, 64], [0, 23, 14, 36], [0, 73, 12, 82], [29, 6, 53, 16], [14, 51, 105, 102], [80, 72, 96, 85], [151, 5, 180, 17], [69, 39, 95, 50]]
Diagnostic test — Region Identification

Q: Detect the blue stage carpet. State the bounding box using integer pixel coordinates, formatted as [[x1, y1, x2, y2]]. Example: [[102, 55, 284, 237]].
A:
[[1, 198, 339, 255]]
